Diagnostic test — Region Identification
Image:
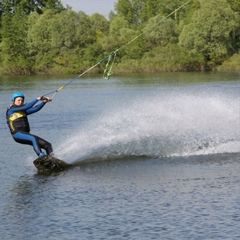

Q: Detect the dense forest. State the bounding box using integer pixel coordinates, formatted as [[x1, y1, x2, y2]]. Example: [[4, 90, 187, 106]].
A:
[[0, 0, 239, 75]]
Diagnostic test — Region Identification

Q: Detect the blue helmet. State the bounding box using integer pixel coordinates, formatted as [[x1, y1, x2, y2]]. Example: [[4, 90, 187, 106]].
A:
[[12, 92, 25, 102]]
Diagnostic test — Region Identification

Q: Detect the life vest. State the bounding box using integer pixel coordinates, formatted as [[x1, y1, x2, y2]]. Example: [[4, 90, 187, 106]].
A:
[[6, 105, 30, 133]]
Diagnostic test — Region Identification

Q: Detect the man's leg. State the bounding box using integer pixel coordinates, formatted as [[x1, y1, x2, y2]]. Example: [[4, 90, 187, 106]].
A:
[[37, 137, 53, 155], [13, 131, 42, 156]]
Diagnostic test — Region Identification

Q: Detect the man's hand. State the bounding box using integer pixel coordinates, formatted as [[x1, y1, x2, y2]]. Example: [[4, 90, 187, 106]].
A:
[[38, 96, 52, 102]]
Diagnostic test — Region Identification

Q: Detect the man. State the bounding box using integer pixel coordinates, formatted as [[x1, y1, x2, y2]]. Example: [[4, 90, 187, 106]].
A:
[[6, 92, 53, 158]]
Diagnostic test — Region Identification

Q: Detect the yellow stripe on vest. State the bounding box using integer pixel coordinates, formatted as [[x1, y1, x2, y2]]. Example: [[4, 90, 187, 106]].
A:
[[9, 112, 26, 131], [9, 112, 26, 121]]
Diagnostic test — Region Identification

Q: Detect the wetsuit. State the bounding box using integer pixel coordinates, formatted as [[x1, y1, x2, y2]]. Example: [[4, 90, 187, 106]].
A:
[[6, 99, 53, 156]]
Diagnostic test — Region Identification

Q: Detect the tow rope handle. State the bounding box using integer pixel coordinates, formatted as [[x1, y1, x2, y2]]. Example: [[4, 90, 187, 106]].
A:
[[103, 52, 117, 80]]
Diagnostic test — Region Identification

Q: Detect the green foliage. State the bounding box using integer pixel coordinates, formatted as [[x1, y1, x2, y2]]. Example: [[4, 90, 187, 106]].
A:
[[1, 0, 64, 14], [140, 44, 204, 72], [27, 9, 98, 72], [27, 10, 56, 71], [115, 44, 204, 73], [115, 0, 137, 25], [109, 15, 130, 37], [90, 13, 109, 42], [144, 16, 177, 49], [216, 53, 240, 71], [140, 0, 161, 22], [179, 0, 239, 67], [227, 0, 240, 12], [0, 0, 239, 74], [0, 1, 3, 24], [0, 2, 33, 74], [115, 0, 163, 26]]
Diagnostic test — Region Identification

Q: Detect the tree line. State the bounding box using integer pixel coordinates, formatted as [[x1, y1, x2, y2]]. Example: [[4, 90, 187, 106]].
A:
[[0, 0, 239, 75]]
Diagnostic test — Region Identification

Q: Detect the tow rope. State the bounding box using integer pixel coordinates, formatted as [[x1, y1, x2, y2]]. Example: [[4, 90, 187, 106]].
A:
[[44, 0, 192, 99]]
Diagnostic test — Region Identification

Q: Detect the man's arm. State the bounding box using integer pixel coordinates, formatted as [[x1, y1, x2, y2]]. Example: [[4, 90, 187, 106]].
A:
[[27, 101, 46, 115], [7, 99, 39, 115], [27, 96, 52, 115]]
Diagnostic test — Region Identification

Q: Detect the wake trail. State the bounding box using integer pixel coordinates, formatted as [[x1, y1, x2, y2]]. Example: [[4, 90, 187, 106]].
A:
[[55, 91, 240, 162]]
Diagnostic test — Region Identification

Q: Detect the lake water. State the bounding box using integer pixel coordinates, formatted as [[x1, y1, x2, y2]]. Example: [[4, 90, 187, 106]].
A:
[[1, 72, 240, 239]]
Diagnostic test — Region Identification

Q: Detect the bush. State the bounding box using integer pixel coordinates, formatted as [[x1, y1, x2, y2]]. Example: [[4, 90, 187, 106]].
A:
[[216, 54, 240, 71]]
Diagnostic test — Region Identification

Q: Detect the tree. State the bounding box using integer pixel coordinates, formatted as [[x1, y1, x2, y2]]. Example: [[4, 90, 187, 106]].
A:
[[1, 0, 64, 15], [143, 15, 177, 49], [115, 0, 135, 24], [27, 9, 106, 73], [226, 0, 240, 52], [27, 9, 90, 72], [115, 0, 151, 26], [137, 0, 161, 23], [227, 0, 240, 12], [179, 0, 238, 67], [0, 1, 32, 74], [115, 0, 197, 24], [0, 1, 4, 22], [90, 13, 109, 42]]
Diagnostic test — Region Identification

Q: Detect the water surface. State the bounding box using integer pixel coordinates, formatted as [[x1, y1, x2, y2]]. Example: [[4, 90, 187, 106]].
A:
[[1, 72, 240, 239]]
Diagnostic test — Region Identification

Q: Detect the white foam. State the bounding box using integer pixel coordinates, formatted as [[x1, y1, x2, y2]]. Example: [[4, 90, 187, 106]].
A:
[[55, 92, 240, 161]]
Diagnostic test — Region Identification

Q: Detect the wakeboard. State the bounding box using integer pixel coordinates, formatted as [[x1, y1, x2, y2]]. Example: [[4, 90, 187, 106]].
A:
[[33, 155, 71, 172]]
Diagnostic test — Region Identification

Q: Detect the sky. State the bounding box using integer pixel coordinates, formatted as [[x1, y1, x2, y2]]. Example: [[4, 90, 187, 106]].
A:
[[60, 0, 117, 18]]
